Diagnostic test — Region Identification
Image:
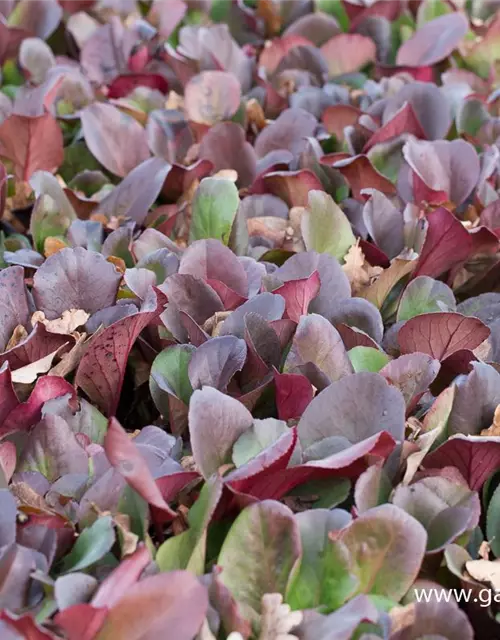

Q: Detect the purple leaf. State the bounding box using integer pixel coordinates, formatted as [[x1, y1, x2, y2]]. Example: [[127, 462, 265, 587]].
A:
[[285, 313, 353, 385], [219, 293, 285, 339], [188, 336, 247, 391], [160, 274, 223, 325], [298, 371, 405, 449], [198, 122, 257, 188], [33, 247, 122, 320], [179, 239, 248, 297], [188, 386, 253, 479], [0, 265, 30, 351], [19, 415, 88, 482], [396, 13, 469, 66], [80, 103, 150, 177], [254, 108, 317, 159], [94, 158, 172, 225]]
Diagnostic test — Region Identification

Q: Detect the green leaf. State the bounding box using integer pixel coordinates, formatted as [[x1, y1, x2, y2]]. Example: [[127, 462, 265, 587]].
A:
[[156, 475, 222, 575], [315, 0, 349, 30], [150, 345, 195, 406], [189, 177, 240, 245], [287, 477, 351, 509], [59, 142, 104, 184], [286, 509, 356, 612], [29, 194, 75, 254], [487, 483, 500, 558], [340, 504, 427, 601], [117, 486, 149, 541], [397, 276, 456, 322], [348, 347, 390, 373], [61, 516, 115, 574], [301, 190, 355, 262], [416, 0, 451, 26], [232, 419, 289, 468], [218, 500, 301, 617]]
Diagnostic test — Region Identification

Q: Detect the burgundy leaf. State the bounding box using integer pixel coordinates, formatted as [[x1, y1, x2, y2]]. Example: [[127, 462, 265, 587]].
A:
[[273, 369, 313, 422], [1, 376, 75, 437], [0, 323, 73, 371], [398, 312, 490, 361], [55, 605, 108, 640], [75, 289, 166, 415], [107, 74, 169, 100], [322, 154, 396, 200], [413, 207, 473, 279], [364, 103, 426, 152], [0, 611, 54, 640], [423, 435, 500, 491], [273, 271, 320, 323]]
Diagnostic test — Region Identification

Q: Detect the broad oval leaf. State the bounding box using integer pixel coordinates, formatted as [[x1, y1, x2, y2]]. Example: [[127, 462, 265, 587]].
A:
[[33, 247, 121, 320], [188, 336, 247, 392], [397, 276, 456, 322], [80, 103, 150, 177], [339, 503, 427, 600], [396, 13, 469, 67], [217, 500, 301, 616], [298, 371, 406, 449], [301, 190, 355, 262], [189, 387, 253, 479], [190, 177, 240, 245], [185, 71, 241, 125]]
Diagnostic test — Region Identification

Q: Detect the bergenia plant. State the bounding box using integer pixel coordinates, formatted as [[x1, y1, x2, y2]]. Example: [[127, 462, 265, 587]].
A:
[[1, 1, 500, 639]]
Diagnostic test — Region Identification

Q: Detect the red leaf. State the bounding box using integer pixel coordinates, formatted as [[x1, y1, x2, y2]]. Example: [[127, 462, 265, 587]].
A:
[[273, 271, 320, 323], [423, 435, 500, 491], [0, 113, 64, 182], [55, 605, 108, 640], [413, 207, 473, 279], [92, 545, 151, 609], [107, 74, 169, 99], [261, 170, 324, 207], [161, 159, 213, 203], [0, 611, 55, 639], [75, 289, 166, 416], [103, 417, 176, 521], [156, 471, 201, 503], [398, 312, 490, 361], [358, 239, 390, 267], [321, 154, 396, 200], [206, 279, 246, 311], [363, 103, 427, 152], [273, 369, 313, 421], [259, 35, 313, 73], [229, 431, 396, 502], [1, 375, 75, 437], [412, 171, 448, 207], [0, 323, 74, 371], [336, 324, 380, 350], [322, 104, 362, 141], [0, 364, 18, 424]]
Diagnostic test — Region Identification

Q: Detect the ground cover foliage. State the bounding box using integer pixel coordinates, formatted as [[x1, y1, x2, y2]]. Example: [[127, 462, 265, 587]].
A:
[[3, 0, 500, 638]]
